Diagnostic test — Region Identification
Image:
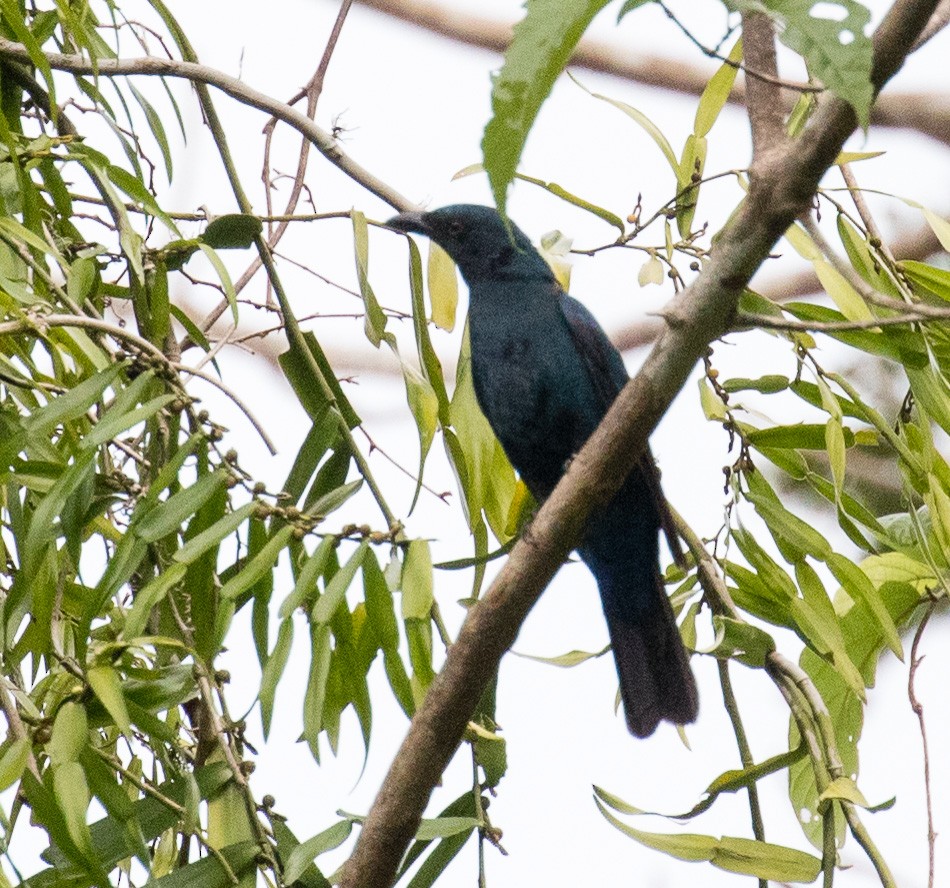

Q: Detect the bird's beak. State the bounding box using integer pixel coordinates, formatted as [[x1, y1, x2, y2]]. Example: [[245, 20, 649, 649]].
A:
[[386, 211, 430, 236]]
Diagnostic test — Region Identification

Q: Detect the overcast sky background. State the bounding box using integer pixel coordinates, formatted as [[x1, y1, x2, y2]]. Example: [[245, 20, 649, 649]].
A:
[[10, 0, 950, 885]]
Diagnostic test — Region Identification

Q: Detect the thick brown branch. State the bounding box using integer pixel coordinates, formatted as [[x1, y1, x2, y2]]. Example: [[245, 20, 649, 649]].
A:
[[340, 2, 941, 886], [741, 12, 787, 169]]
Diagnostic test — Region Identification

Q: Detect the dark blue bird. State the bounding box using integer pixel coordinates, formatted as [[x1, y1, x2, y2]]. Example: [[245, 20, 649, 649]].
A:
[[388, 204, 698, 737]]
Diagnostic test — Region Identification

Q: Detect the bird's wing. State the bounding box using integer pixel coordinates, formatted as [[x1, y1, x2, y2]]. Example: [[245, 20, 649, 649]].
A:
[[559, 292, 683, 563], [559, 293, 628, 409]]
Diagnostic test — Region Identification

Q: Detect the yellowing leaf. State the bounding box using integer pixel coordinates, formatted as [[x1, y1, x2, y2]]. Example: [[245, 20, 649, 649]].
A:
[[427, 243, 458, 331], [638, 255, 664, 287], [813, 258, 876, 322]]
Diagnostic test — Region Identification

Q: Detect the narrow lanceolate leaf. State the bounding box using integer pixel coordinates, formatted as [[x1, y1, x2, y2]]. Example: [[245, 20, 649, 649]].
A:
[[24, 364, 123, 438], [260, 618, 294, 738], [312, 540, 369, 624], [482, 0, 612, 217], [573, 75, 678, 176], [82, 395, 178, 449], [826, 553, 902, 658], [352, 210, 387, 346], [197, 243, 238, 323], [282, 820, 353, 884], [174, 501, 256, 564], [693, 38, 742, 139], [401, 540, 434, 621], [86, 665, 132, 736], [134, 470, 228, 542], [597, 799, 821, 882], [428, 243, 458, 332], [219, 525, 294, 600]]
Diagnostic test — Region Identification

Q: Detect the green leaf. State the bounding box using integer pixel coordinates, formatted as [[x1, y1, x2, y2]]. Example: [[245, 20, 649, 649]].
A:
[[572, 76, 678, 176], [0, 737, 30, 792], [414, 816, 481, 841], [617, 0, 654, 18], [148, 841, 259, 888], [746, 422, 853, 451], [597, 798, 821, 881], [745, 472, 832, 560], [197, 243, 238, 324], [813, 257, 875, 322], [304, 623, 333, 754], [135, 470, 228, 542], [513, 644, 610, 667], [280, 537, 335, 618], [24, 364, 122, 438], [706, 616, 775, 667], [260, 618, 293, 738], [105, 164, 179, 235], [86, 665, 131, 736], [902, 259, 950, 302], [694, 38, 742, 138], [219, 525, 294, 600], [352, 210, 387, 347], [818, 775, 869, 807], [393, 351, 439, 514], [768, 0, 874, 128], [82, 394, 177, 450], [826, 553, 902, 658], [922, 207, 950, 252], [202, 214, 263, 249], [0, 0, 56, 125], [837, 215, 901, 297], [722, 374, 789, 394], [482, 0, 612, 216], [401, 540, 434, 621], [122, 562, 188, 640], [53, 762, 94, 860], [174, 501, 256, 564], [676, 133, 706, 236], [283, 820, 353, 884], [509, 170, 626, 232], [312, 540, 369, 624]]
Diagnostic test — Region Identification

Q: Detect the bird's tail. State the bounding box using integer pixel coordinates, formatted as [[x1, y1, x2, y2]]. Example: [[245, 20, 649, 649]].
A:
[[581, 486, 698, 737], [600, 564, 698, 737]]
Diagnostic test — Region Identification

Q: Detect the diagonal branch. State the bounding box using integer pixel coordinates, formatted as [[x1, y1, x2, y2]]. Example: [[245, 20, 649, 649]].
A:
[[339, 1, 942, 886], [741, 11, 787, 170]]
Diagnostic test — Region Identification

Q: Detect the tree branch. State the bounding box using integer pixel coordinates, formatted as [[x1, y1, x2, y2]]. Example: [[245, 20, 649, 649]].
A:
[[0, 37, 415, 211], [741, 11, 787, 170], [354, 0, 950, 147], [339, 1, 941, 886]]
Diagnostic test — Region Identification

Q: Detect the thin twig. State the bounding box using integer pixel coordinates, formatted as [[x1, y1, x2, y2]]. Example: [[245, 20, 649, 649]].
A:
[[0, 682, 40, 780], [662, 1, 820, 93], [172, 362, 277, 455], [908, 600, 938, 888], [717, 659, 766, 881], [736, 309, 950, 332], [0, 37, 416, 211]]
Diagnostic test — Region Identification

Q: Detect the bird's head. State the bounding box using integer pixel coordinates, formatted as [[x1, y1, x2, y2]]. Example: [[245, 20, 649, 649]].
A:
[[387, 204, 554, 285]]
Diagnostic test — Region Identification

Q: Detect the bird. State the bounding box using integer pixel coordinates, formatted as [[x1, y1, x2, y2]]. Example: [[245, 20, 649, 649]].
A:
[[387, 204, 698, 737]]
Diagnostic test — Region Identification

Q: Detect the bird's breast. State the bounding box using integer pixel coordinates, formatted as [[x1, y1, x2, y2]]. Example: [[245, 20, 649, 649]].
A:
[[468, 300, 598, 496]]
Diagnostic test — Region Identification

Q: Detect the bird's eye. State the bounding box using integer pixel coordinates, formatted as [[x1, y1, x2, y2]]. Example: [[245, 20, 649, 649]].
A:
[[447, 220, 464, 238]]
